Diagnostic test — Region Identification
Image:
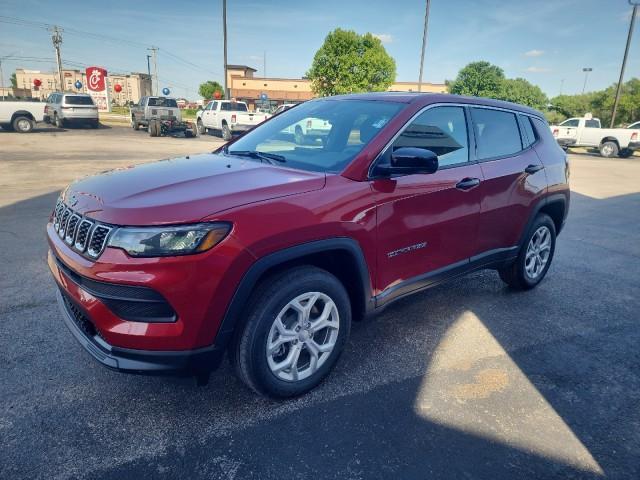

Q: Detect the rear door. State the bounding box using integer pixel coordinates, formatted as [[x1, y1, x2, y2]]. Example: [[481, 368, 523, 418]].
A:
[[372, 105, 483, 300], [471, 107, 547, 254]]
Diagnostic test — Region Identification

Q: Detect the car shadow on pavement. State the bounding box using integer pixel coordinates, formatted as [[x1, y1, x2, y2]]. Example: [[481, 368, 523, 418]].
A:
[[2, 190, 640, 479]]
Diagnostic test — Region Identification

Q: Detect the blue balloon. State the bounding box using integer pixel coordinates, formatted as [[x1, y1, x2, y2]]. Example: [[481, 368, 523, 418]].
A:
[[260, 92, 268, 101], [74, 80, 82, 89], [162, 87, 170, 95]]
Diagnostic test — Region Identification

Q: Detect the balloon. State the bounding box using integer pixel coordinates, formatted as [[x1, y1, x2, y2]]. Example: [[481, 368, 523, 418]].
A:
[[74, 80, 82, 89], [162, 87, 170, 95], [33, 78, 42, 87], [114, 84, 122, 93], [214, 91, 221, 99]]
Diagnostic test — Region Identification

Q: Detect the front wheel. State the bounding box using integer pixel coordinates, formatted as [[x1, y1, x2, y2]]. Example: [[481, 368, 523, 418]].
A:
[[499, 213, 556, 290], [197, 119, 206, 135], [231, 266, 351, 398], [131, 116, 140, 130]]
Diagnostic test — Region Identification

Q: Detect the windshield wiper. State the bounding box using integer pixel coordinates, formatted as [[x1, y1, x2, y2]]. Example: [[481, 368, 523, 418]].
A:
[[226, 150, 286, 164]]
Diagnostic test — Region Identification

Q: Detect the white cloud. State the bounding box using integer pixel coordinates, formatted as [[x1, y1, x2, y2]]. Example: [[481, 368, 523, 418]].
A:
[[526, 66, 551, 73], [525, 49, 545, 57], [373, 33, 393, 44]]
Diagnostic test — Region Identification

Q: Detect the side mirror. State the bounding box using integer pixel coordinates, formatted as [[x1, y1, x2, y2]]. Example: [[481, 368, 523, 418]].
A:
[[376, 147, 439, 177]]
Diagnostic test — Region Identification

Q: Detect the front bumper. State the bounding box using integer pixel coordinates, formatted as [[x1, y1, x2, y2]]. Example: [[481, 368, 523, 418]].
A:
[[56, 288, 224, 375]]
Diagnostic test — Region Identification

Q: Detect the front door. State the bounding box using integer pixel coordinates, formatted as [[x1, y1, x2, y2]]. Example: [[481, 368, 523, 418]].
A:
[[372, 105, 483, 301]]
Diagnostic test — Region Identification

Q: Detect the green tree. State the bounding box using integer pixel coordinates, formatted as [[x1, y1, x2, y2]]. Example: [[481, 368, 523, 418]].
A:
[[10, 72, 17, 88], [448, 61, 505, 98], [306, 28, 396, 96], [501, 78, 548, 110], [198, 80, 224, 100], [549, 93, 597, 119]]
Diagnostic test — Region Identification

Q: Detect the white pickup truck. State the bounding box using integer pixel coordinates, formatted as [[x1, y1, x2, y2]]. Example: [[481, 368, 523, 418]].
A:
[[196, 100, 270, 140], [0, 101, 46, 133], [550, 115, 639, 158]]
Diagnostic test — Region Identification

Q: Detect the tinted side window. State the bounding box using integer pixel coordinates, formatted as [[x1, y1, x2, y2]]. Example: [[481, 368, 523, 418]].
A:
[[520, 115, 537, 147], [472, 108, 522, 160], [393, 106, 469, 167], [585, 119, 600, 128], [560, 119, 579, 127]]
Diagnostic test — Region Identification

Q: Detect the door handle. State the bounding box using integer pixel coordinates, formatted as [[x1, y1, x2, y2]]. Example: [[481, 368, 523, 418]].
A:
[[455, 177, 481, 190], [524, 164, 544, 175]]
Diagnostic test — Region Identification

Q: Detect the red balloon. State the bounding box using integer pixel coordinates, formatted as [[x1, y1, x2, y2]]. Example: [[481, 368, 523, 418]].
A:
[[33, 78, 42, 87], [214, 91, 221, 99], [114, 84, 123, 93]]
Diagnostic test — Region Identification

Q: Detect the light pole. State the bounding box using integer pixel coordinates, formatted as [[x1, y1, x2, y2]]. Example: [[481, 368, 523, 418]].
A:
[[611, 0, 638, 127], [581, 67, 592, 94], [222, 0, 229, 99], [417, 0, 431, 92]]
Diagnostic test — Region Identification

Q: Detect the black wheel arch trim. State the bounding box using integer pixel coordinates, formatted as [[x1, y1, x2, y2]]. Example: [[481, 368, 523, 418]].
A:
[[213, 237, 373, 349], [518, 192, 568, 249]]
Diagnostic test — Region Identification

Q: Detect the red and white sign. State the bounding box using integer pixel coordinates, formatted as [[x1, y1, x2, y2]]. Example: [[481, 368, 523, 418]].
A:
[[86, 66, 107, 92], [85, 66, 111, 112]]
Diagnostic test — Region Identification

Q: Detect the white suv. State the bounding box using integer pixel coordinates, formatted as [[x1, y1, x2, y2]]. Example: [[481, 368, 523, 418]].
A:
[[45, 93, 99, 129]]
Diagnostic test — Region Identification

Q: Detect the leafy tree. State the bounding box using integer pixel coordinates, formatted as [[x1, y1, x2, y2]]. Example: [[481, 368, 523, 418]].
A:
[[501, 78, 548, 110], [10, 72, 17, 88], [548, 93, 595, 119], [307, 28, 396, 96], [198, 80, 224, 100], [448, 61, 505, 98]]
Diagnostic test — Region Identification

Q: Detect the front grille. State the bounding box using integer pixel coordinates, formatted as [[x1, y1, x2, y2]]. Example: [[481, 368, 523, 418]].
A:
[[51, 199, 112, 260]]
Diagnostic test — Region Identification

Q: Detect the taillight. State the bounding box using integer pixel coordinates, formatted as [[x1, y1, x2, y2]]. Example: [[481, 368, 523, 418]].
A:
[[552, 128, 559, 137], [44, 106, 49, 113], [231, 114, 236, 123], [632, 132, 638, 141], [306, 120, 312, 128]]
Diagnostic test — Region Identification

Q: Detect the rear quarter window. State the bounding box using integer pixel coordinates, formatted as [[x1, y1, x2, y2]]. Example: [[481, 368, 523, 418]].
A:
[[471, 108, 522, 160], [519, 115, 537, 147]]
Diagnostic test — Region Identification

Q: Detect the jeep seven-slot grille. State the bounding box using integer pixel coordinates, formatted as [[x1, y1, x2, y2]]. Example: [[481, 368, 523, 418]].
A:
[[52, 199, 112, 259]]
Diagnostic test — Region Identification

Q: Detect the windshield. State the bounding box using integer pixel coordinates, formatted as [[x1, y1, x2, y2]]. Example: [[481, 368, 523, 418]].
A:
[[227, 99, 404, 173], [148, 97, 178, 107], [64, 96, 94, 105]]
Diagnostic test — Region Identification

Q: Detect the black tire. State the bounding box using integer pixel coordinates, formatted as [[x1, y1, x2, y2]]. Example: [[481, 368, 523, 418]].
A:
[[131, 116, 140, 130], [230, 266, 351, 398], [12, 116, 33, 133], [599, 141, 619, 158], [1, 122, 14, 131], [222, 122, 232, 141], [499, 213, 556, 290], [184, 130, 194, 138], [294, 125, 304, 145], [197, 119, 205, 135], [149, 119, 159, 137], [618, 148, 633, 158], [54, 113, 64, 128]]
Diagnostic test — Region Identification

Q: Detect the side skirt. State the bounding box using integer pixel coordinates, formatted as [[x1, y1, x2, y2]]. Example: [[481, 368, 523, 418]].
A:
[[373, 246, 519, 311]]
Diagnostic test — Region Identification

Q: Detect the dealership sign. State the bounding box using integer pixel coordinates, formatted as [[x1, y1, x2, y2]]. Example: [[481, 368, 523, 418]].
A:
[[85, 66, 111, 112]]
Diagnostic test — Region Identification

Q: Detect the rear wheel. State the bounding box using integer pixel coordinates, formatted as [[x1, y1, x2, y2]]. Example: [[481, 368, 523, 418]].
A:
[[54, 113, 64, 128], [222, 122, 232, 141], [131, 116, 139, 130], [599, 141, 619, 158], [149, 119, 159, 137], [230, 266, 351, 398], [499, 213, 556, 290], [197, 119, 205, 135], [12, 116, 34, 133]]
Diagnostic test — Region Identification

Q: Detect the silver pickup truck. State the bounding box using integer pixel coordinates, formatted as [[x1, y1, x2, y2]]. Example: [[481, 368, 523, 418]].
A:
[[130, 96, 181, 130]]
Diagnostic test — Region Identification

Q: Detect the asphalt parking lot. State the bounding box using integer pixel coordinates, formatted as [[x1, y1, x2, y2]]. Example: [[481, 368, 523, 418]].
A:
[[1, 126, 639, 479]]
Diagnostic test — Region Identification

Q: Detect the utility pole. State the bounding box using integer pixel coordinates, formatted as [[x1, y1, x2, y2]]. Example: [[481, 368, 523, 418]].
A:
[[581, 67, 592, 94], [51, 26, 64, 91], [559, 78, 565, 96], [417, 0, 431, 92], [223, 0, 229, 99], [147, 47, 158, 95], [611, 1, 638, 128]]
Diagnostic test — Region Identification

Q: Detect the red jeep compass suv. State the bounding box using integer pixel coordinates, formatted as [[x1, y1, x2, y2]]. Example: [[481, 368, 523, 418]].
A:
[[48, 93, 569, 398]]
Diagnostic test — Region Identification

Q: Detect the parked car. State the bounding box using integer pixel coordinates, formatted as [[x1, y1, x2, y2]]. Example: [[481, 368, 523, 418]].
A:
[[47, 93, 569, 398], [272, 103, 296, 115], [44, 92, 99, 128], [626, 121, 640, 129], [130, 96, 182, 132], [550, 115, 638, 157], [0, 100, 46, 132], [196, 100, 270, 140]]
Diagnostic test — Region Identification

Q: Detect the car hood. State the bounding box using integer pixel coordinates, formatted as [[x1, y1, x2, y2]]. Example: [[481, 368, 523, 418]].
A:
[[62, 153, 326, 225]]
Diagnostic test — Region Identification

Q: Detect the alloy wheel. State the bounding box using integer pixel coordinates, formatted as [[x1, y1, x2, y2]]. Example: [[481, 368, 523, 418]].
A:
[[266, 291, 339, 382], [525, 225, 552, 279]]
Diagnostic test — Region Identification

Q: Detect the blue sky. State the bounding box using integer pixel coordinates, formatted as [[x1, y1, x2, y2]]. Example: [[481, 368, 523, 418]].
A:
[[0, 0, 638, 99]]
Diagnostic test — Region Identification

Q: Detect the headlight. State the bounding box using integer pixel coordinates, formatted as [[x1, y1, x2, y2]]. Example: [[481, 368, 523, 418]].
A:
[[108, 223, 231, 257]]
